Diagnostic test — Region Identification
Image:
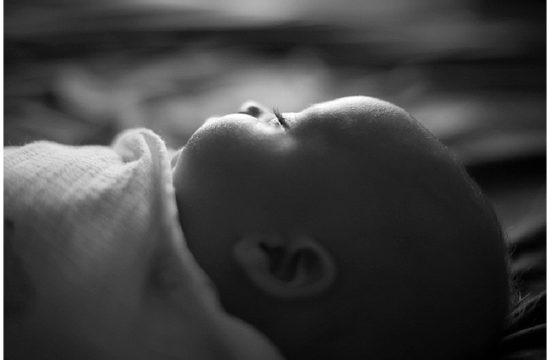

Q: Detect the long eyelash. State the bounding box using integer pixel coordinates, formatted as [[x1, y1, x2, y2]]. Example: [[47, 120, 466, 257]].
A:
[[273, 108, 290, 130]]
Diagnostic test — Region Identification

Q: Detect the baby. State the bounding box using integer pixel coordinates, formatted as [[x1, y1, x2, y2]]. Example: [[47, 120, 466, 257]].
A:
[[5, 96, 509, 360], [172, 96, 510, 360]]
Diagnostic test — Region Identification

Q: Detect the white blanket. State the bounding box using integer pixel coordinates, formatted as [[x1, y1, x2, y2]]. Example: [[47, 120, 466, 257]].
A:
[[4, 128, 282, 359]]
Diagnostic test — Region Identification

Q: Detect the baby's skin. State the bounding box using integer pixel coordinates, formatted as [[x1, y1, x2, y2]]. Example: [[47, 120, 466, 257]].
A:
[[5, 96, 508, 360], [173, 96, 510, 360]]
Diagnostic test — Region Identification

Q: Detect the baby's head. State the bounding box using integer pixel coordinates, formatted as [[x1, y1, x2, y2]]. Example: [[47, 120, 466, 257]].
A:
[[173, 96, 509, 360]]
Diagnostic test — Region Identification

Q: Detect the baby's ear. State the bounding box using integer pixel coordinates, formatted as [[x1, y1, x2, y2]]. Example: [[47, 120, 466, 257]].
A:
[[232, 235, 336, 298]]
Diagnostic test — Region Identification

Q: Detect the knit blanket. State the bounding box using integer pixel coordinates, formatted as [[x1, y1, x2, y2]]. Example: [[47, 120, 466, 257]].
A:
[[4, 128, 282, 359]]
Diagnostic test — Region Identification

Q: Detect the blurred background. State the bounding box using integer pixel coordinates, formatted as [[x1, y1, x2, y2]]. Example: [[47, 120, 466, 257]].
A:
[[4, 0, 546, 291], [5, 0, 545, 150]]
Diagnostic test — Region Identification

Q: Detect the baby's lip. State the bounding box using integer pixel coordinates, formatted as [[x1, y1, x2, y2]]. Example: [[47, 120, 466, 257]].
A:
[[202, 113, 277, 129], [200, 110, 296, 132], [202, 116, 220, 126]]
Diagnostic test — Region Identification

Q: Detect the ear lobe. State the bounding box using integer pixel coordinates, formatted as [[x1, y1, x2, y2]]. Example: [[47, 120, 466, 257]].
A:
[[233, 235, 336, 298]]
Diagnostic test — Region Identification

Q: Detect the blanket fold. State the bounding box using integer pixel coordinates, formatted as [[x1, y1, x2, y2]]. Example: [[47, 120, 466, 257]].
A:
[[4, 128, 282, 360]]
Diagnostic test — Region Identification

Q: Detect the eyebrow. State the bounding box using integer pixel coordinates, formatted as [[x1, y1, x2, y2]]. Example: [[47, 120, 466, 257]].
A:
[[273, 108, 290, 130]]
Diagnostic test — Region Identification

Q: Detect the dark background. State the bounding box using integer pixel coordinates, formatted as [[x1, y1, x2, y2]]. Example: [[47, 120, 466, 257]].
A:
[[4, 2, 546, 357], [4, 0, 546, 292]]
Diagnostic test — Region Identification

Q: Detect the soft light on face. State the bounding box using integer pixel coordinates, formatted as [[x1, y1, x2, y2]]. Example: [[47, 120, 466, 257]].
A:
[[173, 98, 394, 279], [173, 96, 449, 263], [173, 96, 510, 360]]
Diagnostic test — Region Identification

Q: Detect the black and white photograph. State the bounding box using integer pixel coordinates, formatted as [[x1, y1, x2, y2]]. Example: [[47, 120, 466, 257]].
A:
[[4, 0, 546, 359]]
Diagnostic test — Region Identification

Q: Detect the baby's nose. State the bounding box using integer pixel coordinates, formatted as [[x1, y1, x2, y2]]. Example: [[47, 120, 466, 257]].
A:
[[238, 101, 271, 119]]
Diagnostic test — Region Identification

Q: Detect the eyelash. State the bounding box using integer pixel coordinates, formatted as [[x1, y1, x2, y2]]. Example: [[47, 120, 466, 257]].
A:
[[273, 108, 290, 130]]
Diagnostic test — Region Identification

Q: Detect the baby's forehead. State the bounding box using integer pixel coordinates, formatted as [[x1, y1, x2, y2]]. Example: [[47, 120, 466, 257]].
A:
[[284, 96, 415, 140], [295, 96, 407, 119]]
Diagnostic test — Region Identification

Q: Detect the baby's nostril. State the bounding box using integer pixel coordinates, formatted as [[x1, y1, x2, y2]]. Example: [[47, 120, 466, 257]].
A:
[[244, 105, 262, 117], [239, 101, 265, 118]]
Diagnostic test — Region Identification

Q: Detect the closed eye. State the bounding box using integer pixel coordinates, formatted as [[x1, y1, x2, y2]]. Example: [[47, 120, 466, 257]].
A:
[[237, 107, 290, 131], [273, 108, 290, 130]]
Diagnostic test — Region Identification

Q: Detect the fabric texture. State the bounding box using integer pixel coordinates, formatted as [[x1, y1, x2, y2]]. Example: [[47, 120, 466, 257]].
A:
[[4, 128, 282, 359], [498, 218, 546, 360], [5, 128, 212, 304]]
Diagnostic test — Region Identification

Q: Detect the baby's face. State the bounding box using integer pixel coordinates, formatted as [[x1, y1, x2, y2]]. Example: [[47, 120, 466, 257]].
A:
[[173, 96, 509, 359], [175, 97, 399, 268], [174, 97, 418, 311], [173, 96, 463, 288]]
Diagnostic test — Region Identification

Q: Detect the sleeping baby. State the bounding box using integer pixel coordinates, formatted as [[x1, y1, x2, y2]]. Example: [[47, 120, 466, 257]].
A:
[[5, 96, 509, 360]]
